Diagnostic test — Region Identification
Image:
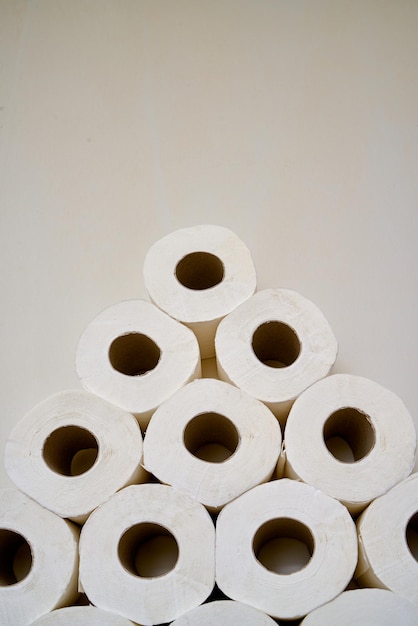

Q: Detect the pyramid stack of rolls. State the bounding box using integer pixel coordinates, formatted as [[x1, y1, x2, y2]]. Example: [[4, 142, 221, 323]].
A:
[[2, 225, 418, 625]]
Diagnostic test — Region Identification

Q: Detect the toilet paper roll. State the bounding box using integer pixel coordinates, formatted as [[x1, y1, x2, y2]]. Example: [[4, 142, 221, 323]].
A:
[[31, 606, 135, 625], [4, 390, 147, 524], [215, 288, 338, 424], [75, 299, 201, 429], [300, 589, 418, 625], [79, 483, 215, 625], [143, 378, 282, 511], [355, 472, 418, 606], [284, 374, 416, 514], [216, 478, 357, 621], [171, 599, 277, 625], [143, 225, 257, 358], [0, 488, 79, 626]]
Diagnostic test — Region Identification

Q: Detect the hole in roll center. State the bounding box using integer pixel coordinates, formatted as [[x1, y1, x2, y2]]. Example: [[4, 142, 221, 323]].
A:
[[183, 412, 240, 463], [252, 321, 301, 368], [175, 251, 224, 290], [253, 518, 314, 575], [0, 530, 33, 586], [109, 332, 161, 376], [323, 407, 375, 463], [42, 425, 99, 476], [406, 512, 418, 562], [118, 523, 179, 578]]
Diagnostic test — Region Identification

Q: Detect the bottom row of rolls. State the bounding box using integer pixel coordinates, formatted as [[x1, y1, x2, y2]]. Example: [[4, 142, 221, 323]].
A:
[[2, 475, 418, 625], [28, 592, 418, 626]]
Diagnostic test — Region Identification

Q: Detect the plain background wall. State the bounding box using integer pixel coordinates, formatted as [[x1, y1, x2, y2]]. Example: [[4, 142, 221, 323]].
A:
[[1, 0, 417, 488]]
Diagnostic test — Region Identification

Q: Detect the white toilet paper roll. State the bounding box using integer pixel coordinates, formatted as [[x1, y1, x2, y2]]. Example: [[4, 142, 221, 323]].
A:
[[143, 225, 257, 358], [4, 390, 147, 524], [171, 599, 277, 625], [75, 299, 201, 429], [284, 374, 416, 514], [215, 288, 338, 424], [0, 488, 79, 626], [143, 378, 282, 511], [300, 588, 418, 625], [355, 472, 418, 606], [216, 478, 357, 621], [79, 483, 215, 625], [31, 606, 135, 625]]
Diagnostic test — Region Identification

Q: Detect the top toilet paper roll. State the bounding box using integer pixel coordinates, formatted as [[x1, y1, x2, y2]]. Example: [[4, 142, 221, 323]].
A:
[[215, 288, 338, 424], [143, 378, 282, 510], [143, 225, 257, 358], [355, 472, 418, 606], [75, 299, 201, 429], [4, 390, 147, 523], [284, 374, 416, 514], [301, 589, 418, 625]]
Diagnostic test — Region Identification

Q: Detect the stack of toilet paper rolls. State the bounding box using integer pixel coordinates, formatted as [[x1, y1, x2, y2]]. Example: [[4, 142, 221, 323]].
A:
[[2, 224, 418, 625]]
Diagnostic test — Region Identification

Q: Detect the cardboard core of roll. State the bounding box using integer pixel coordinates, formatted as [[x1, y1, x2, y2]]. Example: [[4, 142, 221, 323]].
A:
[[183, 412, 240, 463], [0, 530, 33, 586], [323, 407, 376, 463], [118, 523, 179, 578], [42, 425, 99, 476], [253, 518, 314, 575], [406, 511, 418, 562], [109, 332, 161, 376], [252, 321, 301, 368], [175, 251, 225, 290]]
